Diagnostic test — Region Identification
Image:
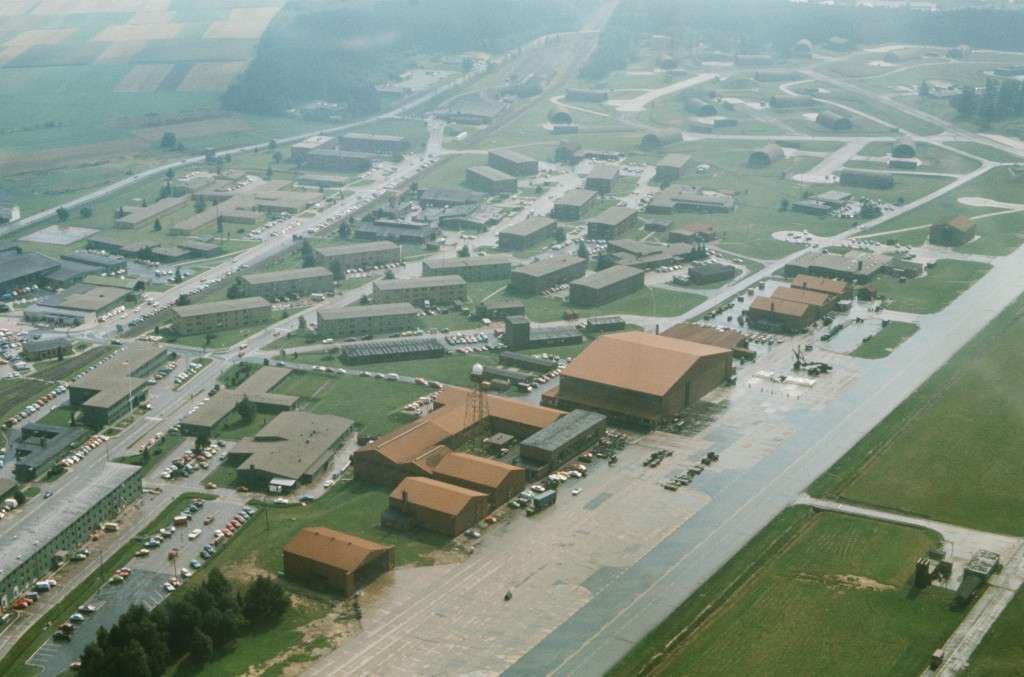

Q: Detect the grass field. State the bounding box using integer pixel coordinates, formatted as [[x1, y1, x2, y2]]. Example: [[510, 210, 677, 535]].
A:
[[809, 291, 1024, 536], [850, 320, 919, 359], [964, 587, 1024, 675], [873, 260, 990, 314], [610, 507, 956, 677]]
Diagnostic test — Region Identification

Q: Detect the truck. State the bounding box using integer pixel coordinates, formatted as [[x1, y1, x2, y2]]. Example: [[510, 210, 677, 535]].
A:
[[310, 293, 325, 302], [532, 489, 557, 511]]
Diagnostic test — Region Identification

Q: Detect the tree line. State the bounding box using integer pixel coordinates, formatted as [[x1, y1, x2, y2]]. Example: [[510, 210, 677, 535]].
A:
[[951, 77, 1024, 128], [222, 0, 593, 116], [77, 569, 290, 676]]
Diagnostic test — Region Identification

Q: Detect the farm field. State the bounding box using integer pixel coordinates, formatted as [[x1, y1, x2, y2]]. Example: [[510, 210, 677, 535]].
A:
[[809, 291, 1024, 536], [610, 508, 956, 677]]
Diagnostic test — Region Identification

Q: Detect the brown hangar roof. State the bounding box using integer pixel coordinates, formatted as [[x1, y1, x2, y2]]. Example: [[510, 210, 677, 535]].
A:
[[749, 295, 812, 319], [284, 527, 392, 572], [559, 332, 731, 397], [660, 322, 746, 350], [433, 452, 521, 489], [391, 477, 487, 515], [791, 274, 849, 296], [771, 286, 830, 308]]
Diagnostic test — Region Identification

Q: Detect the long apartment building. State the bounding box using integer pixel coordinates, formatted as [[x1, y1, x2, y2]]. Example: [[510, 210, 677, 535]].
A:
[[372, 275, 467, 306], [314, 241, 402, 271], [318, 302, 419, 338], [240, 267, 334, 299], [171, 297, 272, 336]]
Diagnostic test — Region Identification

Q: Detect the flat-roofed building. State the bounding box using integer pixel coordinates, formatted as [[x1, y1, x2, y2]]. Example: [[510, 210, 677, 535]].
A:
[[422, 256, 512, 282], [373, 275, 467, 306], [647, 186, 735, 214], [44, 286, 132, 315], [466, 166, 518, 194], [509, 255, 587, 294], [340, 133, 408, 156], [929, 215, 976, 247], [22, 337, 73, 361], [747, 295, 815, 333], [232, 411, 352, 488], [0, 462, 142, 606], [68, 343, 166, 427], [318, 302, 419, 338], [283, 528, 394, 596], [543, 332, 733, 428], [315, 241, 401, 271], [432, 452, 526, 507], [179, 366, 297, 438], [488, 149, 538, 177], [475, 299, 526, 320], [518, 409, 607, 471], [688, 262, 737, 285], [291, 135, 336, 162], [585, 164, 620, 194], [586, 206, 639, 240], [569, 265, 644, 307], [240, 267, 333, 299], [669, 223, 716, 243], [171, 297, 272, 336], [0, 251, 61, 294], [305, 149, 375, 173], [499, 216, 558, 251], [383, 477, 488, 537], [655, 153, 692, 183], [784, 250, 889, 283], [550, 189, 598, 220]]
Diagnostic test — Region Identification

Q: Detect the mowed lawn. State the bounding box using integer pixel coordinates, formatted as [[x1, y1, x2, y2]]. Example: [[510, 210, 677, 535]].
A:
[[612, 508, 958, 677], [874, 259, 990, 315], [809, 291, 1024, 536]]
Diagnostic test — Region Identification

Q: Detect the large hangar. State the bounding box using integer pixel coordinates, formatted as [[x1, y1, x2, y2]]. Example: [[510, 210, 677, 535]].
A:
[[542, 332, 733, 428]]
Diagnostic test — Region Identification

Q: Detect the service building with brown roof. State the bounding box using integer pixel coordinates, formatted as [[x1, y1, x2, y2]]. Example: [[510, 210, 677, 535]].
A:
[[384, 477, 489, 537], [929, 215, 976, 247], [746, 295, 816, 333], [283, 527, 394, 596], [431, 452, 526, 507]]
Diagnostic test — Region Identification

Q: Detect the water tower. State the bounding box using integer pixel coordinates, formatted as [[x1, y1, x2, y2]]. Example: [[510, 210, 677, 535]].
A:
[[463, 363, 490, 451]]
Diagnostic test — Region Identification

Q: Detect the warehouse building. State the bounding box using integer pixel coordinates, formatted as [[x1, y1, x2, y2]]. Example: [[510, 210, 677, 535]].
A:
[[172, 297, 272, 336], [585, 164, 620, 194], [586, 206, 639, 240], [929, 215, 976, 247], [353, 387, 563, 486], [499, 351, 558, 373], [39, 285, 135, 318], [373, 275, 466, 306], [498, 216, 558, 251], [771, 286, 833, 319], [13, 424, 90, 482], [240, 267, 333, 299], [746, 295, 816, 333], [655, 154, 692, 183], [318, 302, 419, 339], [785, 250, 889, 283], [22, 337, 73, 361], [839, 168, 895, 189], [340, 133, 409, 156], [0, 251, 61, 294], [354, 220, 439, 245], [503, 315, 583, 351], [232, 411, 353, 489], [488, 149, 538, 177], [475, 299, 526, 320], [550, 189, 598, 220], [341, 337, 446, 365], [791, 274, 852, 301], [283, 528, 394, 597], [305, 149, 375, 173], [518, 409, 607, 473], [422, 256, 512, 282], [466, 166, 518, 194], [315, 241, 402, 270], [509, 255, 587, 294], [418, 187, 484, 207], [432, 452, 526, 507], [0, 463, 142, 607], [647, 186, 734, 214], [290, 135, 336, 162], [382, 477, 489, 537], [569, 265, 645, 307], [543, 332, 734, 428]]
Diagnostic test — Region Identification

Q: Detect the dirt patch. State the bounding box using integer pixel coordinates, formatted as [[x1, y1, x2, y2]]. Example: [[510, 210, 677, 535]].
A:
[[115, 63, 174, 93], [177, 61, 247, 92], [219, 551, 273, 585], [0, 139, 148, 175], [794, 571, 897, 592], [5, 28, 74, 47], [95, 22, 184, 42]]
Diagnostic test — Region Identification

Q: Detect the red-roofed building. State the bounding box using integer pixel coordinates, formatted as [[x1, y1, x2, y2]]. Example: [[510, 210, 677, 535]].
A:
[[383, 477, 489, 536], [432, 452, 526, 506], [283, 527, 394, 596]]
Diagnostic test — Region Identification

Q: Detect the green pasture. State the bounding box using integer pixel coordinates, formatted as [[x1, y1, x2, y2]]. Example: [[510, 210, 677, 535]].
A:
[[809, 290, 1024, 536]]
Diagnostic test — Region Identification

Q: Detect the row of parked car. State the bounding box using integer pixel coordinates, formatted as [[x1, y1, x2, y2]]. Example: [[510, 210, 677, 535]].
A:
[[3, 384, 67, 429], [57, 433, 109, 469]]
